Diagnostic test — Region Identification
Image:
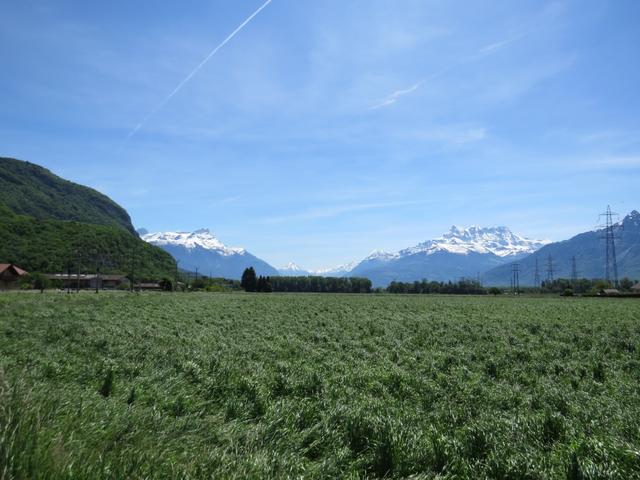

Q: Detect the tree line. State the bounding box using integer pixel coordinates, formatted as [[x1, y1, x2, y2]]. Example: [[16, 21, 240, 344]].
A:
[[387, 279, 487, 295], [241, 268, 372, 293]]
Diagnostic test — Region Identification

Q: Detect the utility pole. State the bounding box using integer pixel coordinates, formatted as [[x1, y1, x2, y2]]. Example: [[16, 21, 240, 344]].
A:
[[130, 242, 136, 293], [511, 263, 520, 295], [533, 257, 541, 288], [67, 262, 71, 294], [76, 249, 81, 293], [599, 205, 621, 288]]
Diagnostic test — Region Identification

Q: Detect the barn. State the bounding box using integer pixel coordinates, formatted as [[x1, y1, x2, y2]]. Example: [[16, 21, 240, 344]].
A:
[[0, 264, 29, 289]]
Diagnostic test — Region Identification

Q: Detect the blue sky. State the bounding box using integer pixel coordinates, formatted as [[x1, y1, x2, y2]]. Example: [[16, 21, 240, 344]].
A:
[[2, 0, 639, 269]]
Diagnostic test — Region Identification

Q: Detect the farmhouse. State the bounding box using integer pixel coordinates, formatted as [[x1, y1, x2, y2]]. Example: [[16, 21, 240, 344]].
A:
[[599, 288, 621, 296], [0, 264, 28, 289], [45, 273, 127, 290]]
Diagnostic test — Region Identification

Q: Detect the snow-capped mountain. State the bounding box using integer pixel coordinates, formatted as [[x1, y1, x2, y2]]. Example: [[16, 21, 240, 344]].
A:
[[142, 229, 246, 256], [278, 262, 311, 276], [312, 262, 358, 277], [277, 261, 359, 277], [349, 225, 549, 286], [141, 228, 278, 279], [400, 226, 550, 257]]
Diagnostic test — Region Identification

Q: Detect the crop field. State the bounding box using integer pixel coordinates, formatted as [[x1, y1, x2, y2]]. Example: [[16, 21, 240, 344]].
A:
[[1, 293, 639, 479]]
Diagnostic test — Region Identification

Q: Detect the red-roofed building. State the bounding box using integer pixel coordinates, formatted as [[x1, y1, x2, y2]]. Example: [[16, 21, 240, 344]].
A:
[[0, 264, 29, 289]]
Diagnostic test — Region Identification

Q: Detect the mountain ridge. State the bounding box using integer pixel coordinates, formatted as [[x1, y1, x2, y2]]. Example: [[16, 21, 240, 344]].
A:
[[483, 210, 640, 285], [142, 228, 278, 279]]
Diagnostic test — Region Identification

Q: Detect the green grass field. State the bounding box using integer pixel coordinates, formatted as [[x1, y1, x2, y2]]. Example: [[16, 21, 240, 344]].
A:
[[1, 292, 639, 479]]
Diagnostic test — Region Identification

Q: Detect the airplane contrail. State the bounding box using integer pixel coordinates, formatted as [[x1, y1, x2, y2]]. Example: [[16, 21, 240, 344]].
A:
[[126, 0, 273, 140]]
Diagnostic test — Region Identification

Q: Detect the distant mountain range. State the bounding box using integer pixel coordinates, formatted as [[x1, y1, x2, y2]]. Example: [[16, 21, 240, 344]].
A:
[[5, 157, 636, 287], [141, 229, 279, 279], [483, 210, 640, 285], [346, 226, 549, 287], [282, 225, 550, 286], [136, 214, 640, 287], [277, 262, 358, 277]]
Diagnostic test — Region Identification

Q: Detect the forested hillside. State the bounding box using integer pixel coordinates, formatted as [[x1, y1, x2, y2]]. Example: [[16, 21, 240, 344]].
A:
[[0, 158, 175, 279], [0, 157, 135, 234]]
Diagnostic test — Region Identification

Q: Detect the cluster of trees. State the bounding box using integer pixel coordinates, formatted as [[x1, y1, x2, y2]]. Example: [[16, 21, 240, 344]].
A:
[[187, 276, 241, 292], [538, 277, 638, 295], [240, 267, 273, 292], [270, 275, 372, 293], [386, 279, 487, 295]]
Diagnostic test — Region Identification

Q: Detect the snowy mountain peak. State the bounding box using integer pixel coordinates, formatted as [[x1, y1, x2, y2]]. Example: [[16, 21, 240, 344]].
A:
[[278, 262, 309, 275], [280, 262, 305, 271], [364, 249, 399, 261], [142, 229, 246, 256], [623, 210, 640, 228], [400, 225, 550, 258], [312, 261, 357, 276]]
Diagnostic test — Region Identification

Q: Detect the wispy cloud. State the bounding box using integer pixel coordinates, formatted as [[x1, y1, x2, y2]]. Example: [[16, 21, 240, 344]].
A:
[[479, 32, 527, 54], [211, 195, 243, 206], [371, 31, 528, 110], [586, 156, 640, 168], [371, 81, 423, 109], [261, 200, 422, 224]]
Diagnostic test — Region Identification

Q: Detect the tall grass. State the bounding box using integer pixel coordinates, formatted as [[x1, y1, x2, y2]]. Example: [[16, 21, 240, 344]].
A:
[[1, 293, 639, 478]]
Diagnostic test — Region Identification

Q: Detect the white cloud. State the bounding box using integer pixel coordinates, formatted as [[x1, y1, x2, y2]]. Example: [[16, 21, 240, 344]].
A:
[[371, 81, 423, 109]]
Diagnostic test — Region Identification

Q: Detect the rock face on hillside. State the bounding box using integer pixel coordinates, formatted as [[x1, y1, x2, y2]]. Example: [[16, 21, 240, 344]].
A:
[[142, 229, 279, 279], [483, 210, 640, 286]]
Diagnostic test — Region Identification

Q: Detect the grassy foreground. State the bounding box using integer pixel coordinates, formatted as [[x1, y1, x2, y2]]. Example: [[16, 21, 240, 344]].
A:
[[1, 293, 639, 479]]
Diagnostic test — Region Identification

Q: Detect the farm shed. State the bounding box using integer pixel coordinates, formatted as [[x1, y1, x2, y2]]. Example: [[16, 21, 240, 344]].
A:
[[45, 273, 127, 290], [0, 264, 28, 289], [599, 288, 621, 296]]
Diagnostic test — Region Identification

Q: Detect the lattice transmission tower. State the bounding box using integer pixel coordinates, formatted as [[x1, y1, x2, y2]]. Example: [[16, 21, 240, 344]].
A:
[[511, 263, 520, 295], [598, 205, 621, 288], [546, 255, 554, 283]]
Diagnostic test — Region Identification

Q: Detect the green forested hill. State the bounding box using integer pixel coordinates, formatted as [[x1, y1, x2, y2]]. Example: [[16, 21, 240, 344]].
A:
[[0, 158, 175, 279], [0, 157, 135, 234]]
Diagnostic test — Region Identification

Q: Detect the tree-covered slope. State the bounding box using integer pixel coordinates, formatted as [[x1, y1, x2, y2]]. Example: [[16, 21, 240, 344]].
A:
[[0, 212, 175, 279], [483, 210, 640, 286], [0, 158, 176, 279], [0, 157, 135, 234]]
